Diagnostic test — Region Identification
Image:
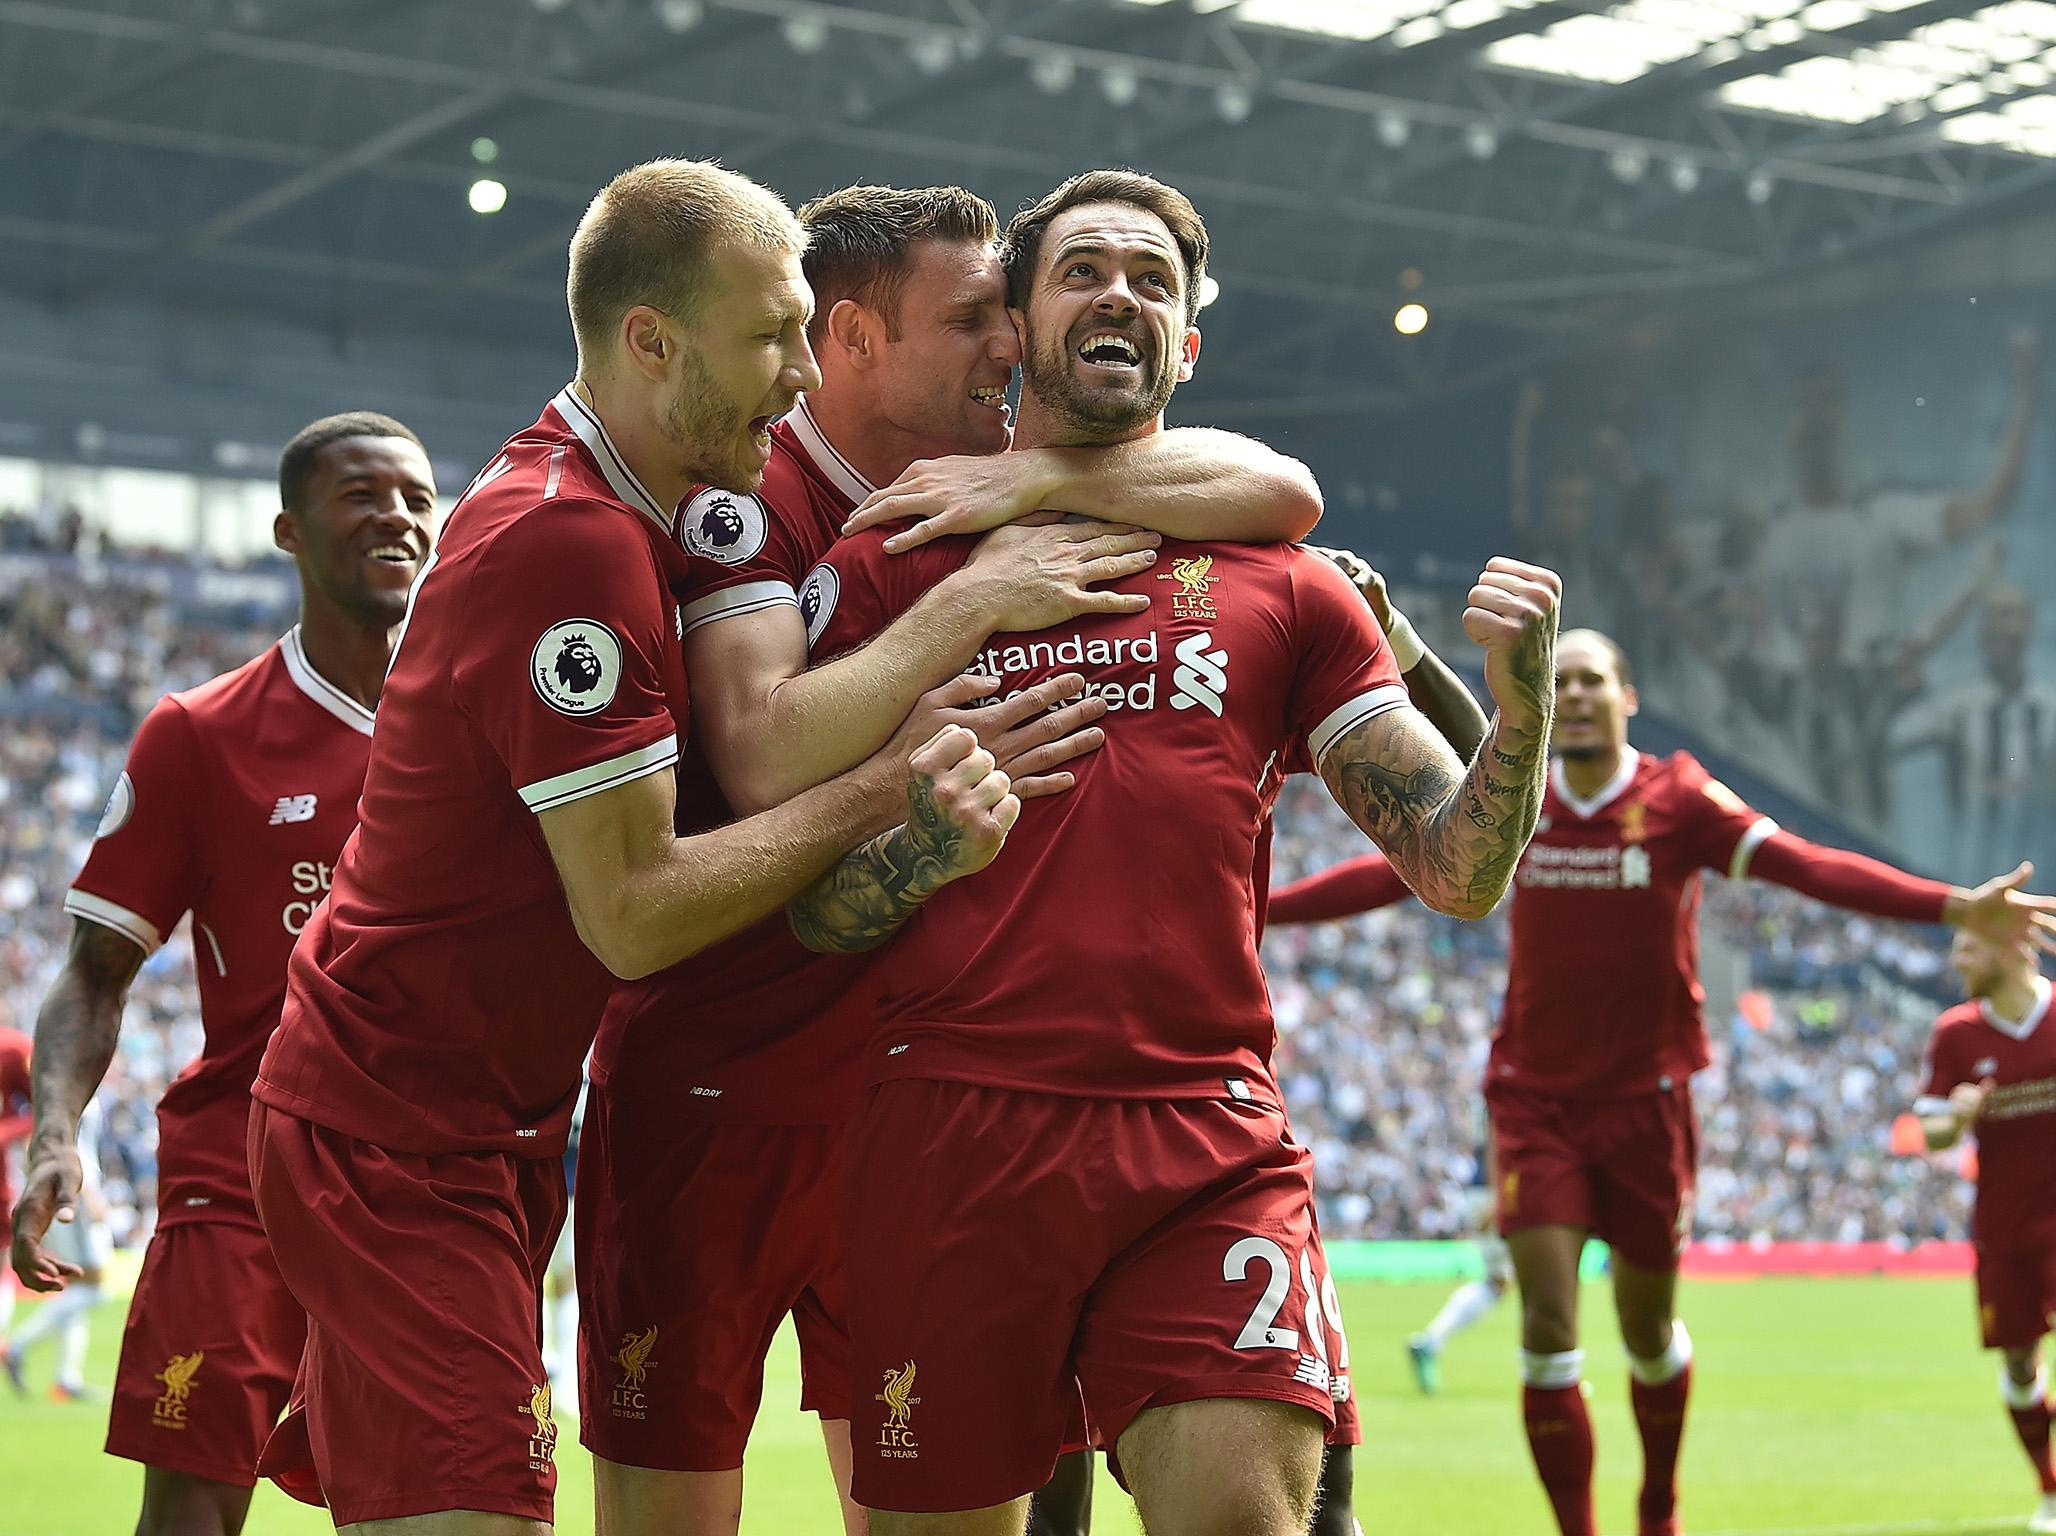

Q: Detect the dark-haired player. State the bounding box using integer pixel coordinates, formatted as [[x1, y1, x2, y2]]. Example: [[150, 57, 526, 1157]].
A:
[[1270, 627, 2056, 1536], [798, 168, 1559, 1536], [581, 180, 1325, 1536], [9, 410, 436, 1536], [1916, 929, 2056, 1535]]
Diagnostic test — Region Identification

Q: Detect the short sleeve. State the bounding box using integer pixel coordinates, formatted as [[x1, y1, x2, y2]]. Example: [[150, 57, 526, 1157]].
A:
[[454, 503, 683, 815], [1286, 551, 1410, 771], [804, 530, 956, 659], [1674, 753, 1779, 878], [676, 476, 814, 637], [65, 697, 206, 953], [1914, 1022, 1967, 1115]]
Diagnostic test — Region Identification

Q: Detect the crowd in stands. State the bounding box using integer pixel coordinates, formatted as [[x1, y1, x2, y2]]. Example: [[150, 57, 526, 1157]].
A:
[[0, 552, 1982, 1251]]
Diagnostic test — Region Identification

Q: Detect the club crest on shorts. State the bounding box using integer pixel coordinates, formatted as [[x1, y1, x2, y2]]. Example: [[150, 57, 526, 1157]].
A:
[[875, 1360, 920, 1458], [152, 1351, 203, 1430], [531, 619, 622, 716], [96, 771, 135, 839], [610, 1326, 658, 1420], [799, 563, 840, 649], [679, 487, 769, 566], [523, 1382, 558, 1472]]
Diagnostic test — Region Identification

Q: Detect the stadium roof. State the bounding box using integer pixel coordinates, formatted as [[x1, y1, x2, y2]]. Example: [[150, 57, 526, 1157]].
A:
[[4, 0, 2055, 454]]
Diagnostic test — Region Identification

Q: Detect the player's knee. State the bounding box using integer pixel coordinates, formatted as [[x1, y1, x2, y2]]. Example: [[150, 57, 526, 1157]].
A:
[[1519, 1298, 1577, 1354], [1619, 1314, 1674, 1362]]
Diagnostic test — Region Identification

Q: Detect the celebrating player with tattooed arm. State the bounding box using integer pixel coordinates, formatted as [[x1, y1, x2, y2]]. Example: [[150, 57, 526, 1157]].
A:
[[789, 168, 1557, 1536]]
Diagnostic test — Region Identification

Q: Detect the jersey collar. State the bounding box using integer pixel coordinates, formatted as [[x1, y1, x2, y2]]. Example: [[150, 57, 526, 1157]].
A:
[[1550, 747, 1639, 820], [783, 395, 878, 507], [1982, 975, 2054, 1041], [282, 626, 375, 737], [552, 384, 674, 534]]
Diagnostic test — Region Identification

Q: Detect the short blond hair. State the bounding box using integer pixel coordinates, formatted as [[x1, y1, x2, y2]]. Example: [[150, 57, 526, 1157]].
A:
[[567, 158, 806, 366]]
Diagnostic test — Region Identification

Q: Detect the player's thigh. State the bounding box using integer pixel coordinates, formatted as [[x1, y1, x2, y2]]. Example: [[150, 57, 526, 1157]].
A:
[[1505, 1226, 1588, 1352], [1118, 1398, 1324, 1536], [869, 1499, 1030, 1536], [1588, 1087, 1697, 1275], [137, 1465, 256, 1536], [1487, 1087, 1597, 1259], [1026, 1449, 1093, 1536], [1073, 1122, 1338, 1457], [592, 1459, 743, 1536], [1309, 1444, 1356, 1536], [844, 1081, 1096, 1514], [1610, 1253, 1681, 1360], [337, 1514, 550, 1535], [1978, 1247, 2053, 1351], [577, 1099, 841, 1471], [818, 1417, 871, 1536], [110, 1222, 306, 1488]]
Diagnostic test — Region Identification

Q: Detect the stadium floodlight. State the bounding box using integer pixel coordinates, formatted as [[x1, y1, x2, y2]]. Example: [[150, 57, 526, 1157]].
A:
[[1668, 156, 1701, 192], [1028, 53, 1076, 93], [908, 34, 955, 75], [1197, 274, 1222, 309], [1100, 67, 1140, 106], [782, 15, 830, 54], [654, 0, 704, 31], [1609, 146, 1650, 182], [1394, 302, 1429, 335], [468, 178, 509, 215], [1215, 84, 1255, 123], [1745, 169, 1776, 203], [1376, 109, 1412, 147], [470, 137, 499, 165], [1464, 122, 1499, 159]]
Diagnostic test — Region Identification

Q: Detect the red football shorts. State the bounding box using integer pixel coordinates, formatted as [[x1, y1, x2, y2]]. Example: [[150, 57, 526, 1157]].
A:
[[248, 1105, 567, 1526], [1307, 1209, 1359, 1447], [105, 1220, 304, 1484], [1976, 1243, 2056, 1349], [844, 1080, 1339, 1513], [575, 1089, 850, 1470], [1486, 1081, 1698, 1273]]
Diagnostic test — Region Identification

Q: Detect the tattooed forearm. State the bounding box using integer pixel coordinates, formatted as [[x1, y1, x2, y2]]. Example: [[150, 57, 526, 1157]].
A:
[[27, 920, 141, 1153], [788, 774, 966, 953], [1321, 701, 1550, 920]]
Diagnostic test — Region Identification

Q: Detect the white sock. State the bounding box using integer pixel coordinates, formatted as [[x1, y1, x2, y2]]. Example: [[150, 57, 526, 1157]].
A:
[[2001, 1364, 2049, 1410], [0, 1281, 15, 1337], [1627, 1320, 1694, 1386], [1422, 1280, 1502, 1347], [56, 1313, 90, 1389], [1522, 1348, 1584, 1390], [9, 1282, 100, 1353]]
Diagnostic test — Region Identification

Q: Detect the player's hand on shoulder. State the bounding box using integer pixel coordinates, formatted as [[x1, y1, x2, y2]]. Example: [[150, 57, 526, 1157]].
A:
[[1307, 544, 1393, 629], [9, 1141, 86, 1293], [905, 724, 1019, 884], [962, 519, 1160, 633], [895, 673, 1107, 803], [844, 453, 1059, 554], [1462, 557, 1561, 723]]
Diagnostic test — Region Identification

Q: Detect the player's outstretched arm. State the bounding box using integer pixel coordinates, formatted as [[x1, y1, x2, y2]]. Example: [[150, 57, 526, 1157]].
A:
[[1318, 559, 1559, 920], [840, 428, 1321, 552], [11, 919, 143, 1292], [693, 522, 1155, 813], [788, 725, 1020, 954], [1309, 543, 1488, 759], [1269, 854, 1414, 925], [1744, 836, 2056, 955]]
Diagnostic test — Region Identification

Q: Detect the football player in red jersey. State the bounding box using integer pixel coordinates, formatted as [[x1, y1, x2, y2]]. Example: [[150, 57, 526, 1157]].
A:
[[1269, 627, 2056, 1536], [1917, 930, 2056, 1534], [791, 168, 1559, 1536], [583, 181, 1330, 1536], [7, 411, 435, 1536], [246, 161, 1015, 1536]]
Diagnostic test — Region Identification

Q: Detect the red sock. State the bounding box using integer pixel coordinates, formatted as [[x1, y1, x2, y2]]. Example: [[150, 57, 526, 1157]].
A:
[[1523, 1383, 1597, 1536], [2009, 1399, 2056, 1494], [1632, 1362, 1692, 1527]]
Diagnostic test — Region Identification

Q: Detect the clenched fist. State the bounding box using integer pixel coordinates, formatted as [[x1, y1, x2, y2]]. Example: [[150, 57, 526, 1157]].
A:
[[1463, 557, 1562, 731]]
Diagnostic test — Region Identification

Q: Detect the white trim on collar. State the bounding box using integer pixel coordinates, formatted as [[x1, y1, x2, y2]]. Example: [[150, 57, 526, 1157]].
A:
[[784, 396, 878, 507], [282, 627, 375, 737], [552, 385, 673, 532], [1982, 975, 2053, 1041], [1550, 748, 1640, 820]]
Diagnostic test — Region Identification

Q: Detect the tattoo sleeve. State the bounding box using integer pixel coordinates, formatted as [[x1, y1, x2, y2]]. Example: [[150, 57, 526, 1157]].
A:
[[787, 772, 967, 954], [28, 920, 144, 1154], [1319, 650, 1551, 920]]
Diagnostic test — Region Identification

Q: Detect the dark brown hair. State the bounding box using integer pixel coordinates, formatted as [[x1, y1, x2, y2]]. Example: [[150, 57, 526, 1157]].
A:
[[797, 184, 999, 344], [1001, 169, 1209, 324], [278, 412, 425, 512]]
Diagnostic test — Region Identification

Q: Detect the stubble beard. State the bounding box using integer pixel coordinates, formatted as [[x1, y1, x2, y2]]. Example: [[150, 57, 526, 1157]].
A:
[[1019, 326, 1177, 445], [666, 343, 760, 493]]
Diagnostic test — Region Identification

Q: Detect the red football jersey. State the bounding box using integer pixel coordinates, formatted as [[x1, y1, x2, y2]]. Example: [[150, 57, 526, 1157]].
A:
[[0, 1024, 31, 1219], [1492, 751, 1774, 1098], [64, 633, 372, 1225], [594, 397, 880, 1124], [809, 529, 1408, 1102], [255, 388, 693, 1158], [1917, 977, 2056, 1254]]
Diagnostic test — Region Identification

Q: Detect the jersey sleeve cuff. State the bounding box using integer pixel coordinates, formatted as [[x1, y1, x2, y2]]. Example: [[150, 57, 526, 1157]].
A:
[[680, 579, 799, 636], [63, 890, 165, 953], [1727, 817, 1780, 880], [1309, 684, 1413, 769], [518, 734, 680, 813]]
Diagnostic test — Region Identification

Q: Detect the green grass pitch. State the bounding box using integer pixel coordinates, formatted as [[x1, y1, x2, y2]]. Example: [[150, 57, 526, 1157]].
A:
[[0, 1275, 2040, 1534]]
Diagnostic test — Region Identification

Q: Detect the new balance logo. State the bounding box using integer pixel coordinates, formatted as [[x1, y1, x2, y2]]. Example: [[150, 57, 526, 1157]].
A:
[[269, 795, 318, 825], [1170, 631, 1229, 716], [1293, 1354, 1332, 1393]]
